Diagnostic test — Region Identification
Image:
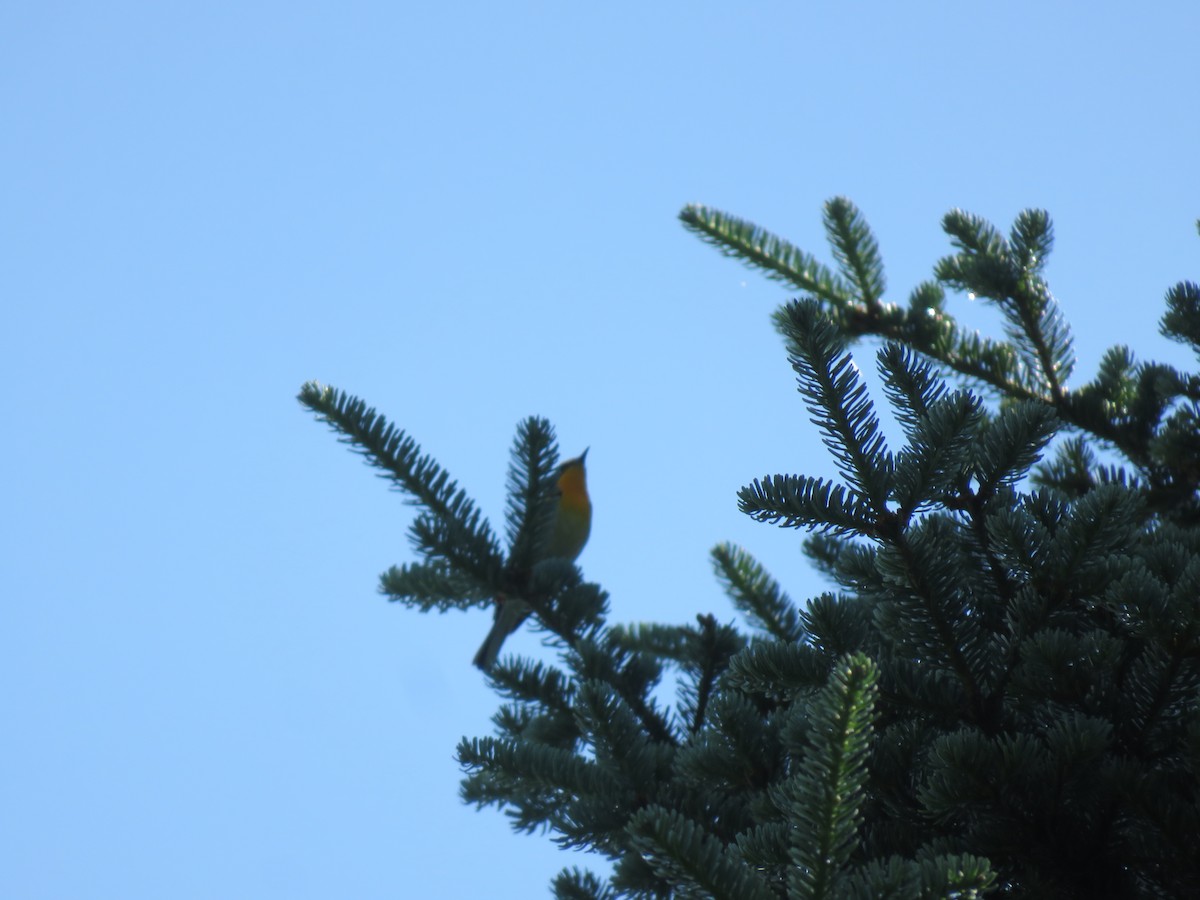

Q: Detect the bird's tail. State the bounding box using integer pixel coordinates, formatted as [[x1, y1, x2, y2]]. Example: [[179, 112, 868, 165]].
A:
[[472, 594, 531, 671]]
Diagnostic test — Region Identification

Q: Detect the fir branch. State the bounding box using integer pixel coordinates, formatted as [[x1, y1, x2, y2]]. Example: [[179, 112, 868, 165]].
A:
[[609, 854, 673, 897], [575, 680, 672, 793], [935, 209, 1075, 399], [408, 510, 506, 589], [299, 382, 494, 534], [486, 560, 609, 677], [1009, 209, 1054, 274], [609, 622, 695, 662], [1015, 280, 1074, 401], [523, 568, 610, 645], [777, 299, 893, 508], [625, 806, 776, 900], [684, 614, 735, 733], [785, 653, 879, 900], [485, 658, 577, 714], [724, 640, 831, 698], [491, 703, 579, 749], [298, 381, 506, 590], [612, 617, 750, 741], [970, 402, 1059, 497], [1032, 436, 1104, 497], [800, 593, 874, 657], [739, 474, 879, 539], [572, 637, 679, 747], [674, 691, 781, 800], [915, 728, 1005, 828], [913, 853, 997, 898], [803, 532, 855, 583], [551, 868, 617, 900], [457, 735, 614, 797], [876, 522, 986, 714], [959, 484, 1021, 624], [378, 560, 491, 610], [1161, 280, 1200, 355], [1053, 484, 1143, 577], [1093, 345, 1140, 414], [941, 208, 1008, 259], [837, 856, 921, 898], [504, 417, 559, 571], [711, 542, 805, 642], [732, 822, 790, 871], [877, 343, 952, 439], [679, 204, 853, 305], [824, 196, 887, 309], [890, 390, 983, 518], [458, 735, 627, 835], [1130, 645, 1189, 755], [912, 307, 1031, 399]]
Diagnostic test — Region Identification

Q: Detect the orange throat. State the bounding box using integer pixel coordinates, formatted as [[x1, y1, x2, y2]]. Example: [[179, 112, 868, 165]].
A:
[[557, 465, 591, 516]]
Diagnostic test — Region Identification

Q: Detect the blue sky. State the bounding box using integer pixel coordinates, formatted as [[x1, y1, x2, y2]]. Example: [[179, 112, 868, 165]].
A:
[[3, 2, 1198, 897]]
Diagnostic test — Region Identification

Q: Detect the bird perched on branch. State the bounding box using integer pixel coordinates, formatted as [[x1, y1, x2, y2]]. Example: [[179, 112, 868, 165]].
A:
[[472, 450, 591, 671]]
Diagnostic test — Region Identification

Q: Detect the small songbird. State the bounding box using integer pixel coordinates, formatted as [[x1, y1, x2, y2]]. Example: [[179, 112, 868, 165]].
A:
[[472, 450, 592, 671]]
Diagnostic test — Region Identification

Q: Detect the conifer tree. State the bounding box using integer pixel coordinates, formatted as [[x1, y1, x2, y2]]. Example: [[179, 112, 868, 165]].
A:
[[300, 199, 1200, 899]]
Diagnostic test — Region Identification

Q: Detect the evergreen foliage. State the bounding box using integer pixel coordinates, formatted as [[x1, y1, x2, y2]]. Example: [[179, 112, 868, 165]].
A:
[[301, 200, 1200, 898]]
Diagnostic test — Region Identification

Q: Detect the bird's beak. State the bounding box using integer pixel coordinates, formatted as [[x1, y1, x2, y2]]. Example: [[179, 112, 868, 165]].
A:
[[581, 447, 589, 464]]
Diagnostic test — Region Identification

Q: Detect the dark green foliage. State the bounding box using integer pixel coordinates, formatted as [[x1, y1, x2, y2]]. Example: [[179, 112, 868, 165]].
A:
[[739, 473, 879, 538], [624, 806, 778, 900], [1159, 280, 1200, 356], [824, 198, 886, 309], [934, 207, 1073, 401], [298, 382, 506, 596], [505, 416, 562, 580], [302, 202, 1200, 898], [711, 542, 804, 643], [784, 653, 879, 900], [680, 204, 853, 307], [554, 867, 619, 900], [776, 299, 893, 508]]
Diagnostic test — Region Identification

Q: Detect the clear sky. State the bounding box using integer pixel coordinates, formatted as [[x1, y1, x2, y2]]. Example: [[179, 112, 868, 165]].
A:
[[3, 2, 1198, 897]]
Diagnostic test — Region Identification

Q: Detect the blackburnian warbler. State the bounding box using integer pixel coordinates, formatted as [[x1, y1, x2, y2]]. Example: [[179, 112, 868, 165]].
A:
[[472, 450, 591, 671]]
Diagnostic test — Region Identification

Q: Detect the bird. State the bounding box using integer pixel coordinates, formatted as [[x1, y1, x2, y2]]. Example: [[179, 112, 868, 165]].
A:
[[472, 450, 592, 671]]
